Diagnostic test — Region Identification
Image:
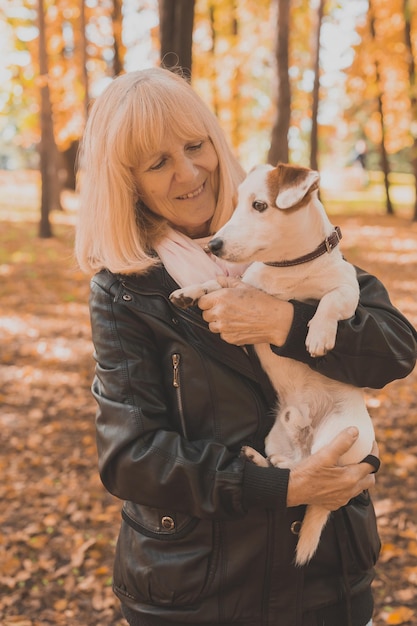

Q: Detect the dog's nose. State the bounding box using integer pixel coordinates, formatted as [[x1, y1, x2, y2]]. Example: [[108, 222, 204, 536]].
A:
[[208, 237, 224, 256]]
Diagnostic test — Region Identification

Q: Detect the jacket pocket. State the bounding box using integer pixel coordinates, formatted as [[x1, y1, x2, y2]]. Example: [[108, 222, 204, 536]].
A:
[[338, 490, 381, 573], [307, 492, 380, 580], [113, 501, 220, 607]]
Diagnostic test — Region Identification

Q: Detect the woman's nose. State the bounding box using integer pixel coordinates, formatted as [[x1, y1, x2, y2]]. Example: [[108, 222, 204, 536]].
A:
[[174, 156, 198, 182]]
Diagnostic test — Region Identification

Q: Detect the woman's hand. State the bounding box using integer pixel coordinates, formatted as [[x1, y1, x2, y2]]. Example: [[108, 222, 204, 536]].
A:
[[287, 427, 378, 509], [198, 276, 294, 346]]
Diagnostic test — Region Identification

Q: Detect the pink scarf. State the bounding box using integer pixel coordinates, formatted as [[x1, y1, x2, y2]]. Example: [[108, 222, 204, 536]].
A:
[[155, 228, 248, 288]]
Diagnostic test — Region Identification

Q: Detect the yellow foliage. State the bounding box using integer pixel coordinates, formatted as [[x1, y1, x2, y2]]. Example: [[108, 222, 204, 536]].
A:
[[345, 0, 415, 154], [384, 606, 415, 624]]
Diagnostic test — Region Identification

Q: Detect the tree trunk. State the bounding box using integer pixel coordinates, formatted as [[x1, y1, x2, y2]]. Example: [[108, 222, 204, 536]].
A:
[[267, 0, 291, 165], [38, 0, 55, 238], [403, 0, 417, 221], [57, 0, 88, 192], [208, 2, 219, 116], [159, 0, 196, 79], [61, 140, 79, 191], [369, 0, 394, 215], [310, 0, 325, 171], [112, 0, 125, 76], [79, 0, 89, 121], [230, 1, 241, 152]]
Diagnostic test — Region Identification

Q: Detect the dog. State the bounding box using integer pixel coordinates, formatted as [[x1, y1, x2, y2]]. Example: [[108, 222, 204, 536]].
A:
[[169, 162, 375, 566]]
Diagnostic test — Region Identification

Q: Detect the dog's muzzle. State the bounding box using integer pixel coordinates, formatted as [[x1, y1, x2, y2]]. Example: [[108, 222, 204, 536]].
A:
[[208, 237, 223, 256]]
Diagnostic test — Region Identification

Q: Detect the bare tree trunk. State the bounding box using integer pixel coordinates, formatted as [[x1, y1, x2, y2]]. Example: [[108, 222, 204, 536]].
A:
[[159, 0, 196, 79], [58, 0, 87, 192], [403, 0, 417, 221], [230, 1, 241, 152], [267, 0, 291, 165], [38, 0, 55, 238], [79, 0, 89, 121], [208, 2, 219, 116], [369, 0, 394, 215], [112, 0, 125, 76], [61, 141, 79, 191], [310, 0, 325, 171]]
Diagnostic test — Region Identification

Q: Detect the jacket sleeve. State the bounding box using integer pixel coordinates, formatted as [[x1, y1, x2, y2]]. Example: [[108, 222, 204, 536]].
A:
[[272, 267, 417, 389], [89, 276, 289, 519]]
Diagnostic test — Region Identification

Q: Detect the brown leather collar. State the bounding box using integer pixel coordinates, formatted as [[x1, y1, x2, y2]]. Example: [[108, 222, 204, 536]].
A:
[[264, 226, 342, 267]]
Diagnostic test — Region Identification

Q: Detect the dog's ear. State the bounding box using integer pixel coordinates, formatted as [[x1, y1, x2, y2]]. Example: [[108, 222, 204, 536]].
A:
[[269, 164, 320, 209]]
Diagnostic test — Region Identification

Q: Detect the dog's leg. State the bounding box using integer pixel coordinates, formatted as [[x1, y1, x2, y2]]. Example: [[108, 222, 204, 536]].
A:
[[305, 276, 359, 357], [240, 446, 270, 467], [169, 279, 223, 309]]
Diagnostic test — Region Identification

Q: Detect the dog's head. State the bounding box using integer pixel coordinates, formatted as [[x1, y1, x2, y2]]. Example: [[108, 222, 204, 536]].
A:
[[208, 163, 322, 263]]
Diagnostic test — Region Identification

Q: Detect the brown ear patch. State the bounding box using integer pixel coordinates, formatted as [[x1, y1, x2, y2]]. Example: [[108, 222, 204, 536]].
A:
[[266, 163, 319, 210]]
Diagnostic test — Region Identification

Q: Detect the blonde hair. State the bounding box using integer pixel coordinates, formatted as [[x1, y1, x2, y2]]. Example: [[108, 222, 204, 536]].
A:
[[75, 67, 245, 275]]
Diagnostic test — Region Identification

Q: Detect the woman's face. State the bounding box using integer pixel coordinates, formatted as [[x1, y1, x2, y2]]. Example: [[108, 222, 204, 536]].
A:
[[133, 135, 219, 238]]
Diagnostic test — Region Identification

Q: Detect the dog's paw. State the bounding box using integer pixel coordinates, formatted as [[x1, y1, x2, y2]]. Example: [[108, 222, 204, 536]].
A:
[[268, 454, 297, 469], [170, 280, 222, 309], [240, 446, 270, 467], [305, 319, 337, 357], [169, 287, 204, 309], [169, 292, 197, 309]]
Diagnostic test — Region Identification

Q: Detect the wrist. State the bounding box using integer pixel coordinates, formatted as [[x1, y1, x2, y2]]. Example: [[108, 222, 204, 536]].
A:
[[271, 300, 294, 347], [286, 469, 301, 507]]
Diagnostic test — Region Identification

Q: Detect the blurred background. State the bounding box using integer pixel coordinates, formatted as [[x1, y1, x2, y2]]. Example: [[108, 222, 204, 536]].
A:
[[1, 2, 417, 626], [1, 0, 417, 232]]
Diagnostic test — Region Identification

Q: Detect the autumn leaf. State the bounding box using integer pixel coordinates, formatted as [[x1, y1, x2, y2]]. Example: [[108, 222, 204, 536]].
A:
[[382, 606, 415, 624]]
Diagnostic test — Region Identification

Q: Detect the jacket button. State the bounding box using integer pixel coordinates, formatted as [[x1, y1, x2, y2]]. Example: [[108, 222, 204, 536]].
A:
[[161, 516, 175, 530], [291, 521, 302, 535], [122, 293, 132, 301]]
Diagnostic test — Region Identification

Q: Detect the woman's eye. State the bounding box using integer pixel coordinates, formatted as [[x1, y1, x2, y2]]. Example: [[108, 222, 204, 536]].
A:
[[149, 158, 166, 171], [187, 141, 203, 152], [252, 200, 268, 212]]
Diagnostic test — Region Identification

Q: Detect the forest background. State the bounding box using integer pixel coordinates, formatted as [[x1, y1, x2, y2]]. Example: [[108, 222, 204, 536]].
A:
[[1, 0, 417, 625]]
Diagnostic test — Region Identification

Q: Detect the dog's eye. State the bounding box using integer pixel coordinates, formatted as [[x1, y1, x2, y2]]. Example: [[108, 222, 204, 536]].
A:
[[252, 200, 268, 212]]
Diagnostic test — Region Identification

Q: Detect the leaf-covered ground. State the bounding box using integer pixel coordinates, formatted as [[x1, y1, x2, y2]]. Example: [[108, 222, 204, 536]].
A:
[[0, 174, 416, 625]]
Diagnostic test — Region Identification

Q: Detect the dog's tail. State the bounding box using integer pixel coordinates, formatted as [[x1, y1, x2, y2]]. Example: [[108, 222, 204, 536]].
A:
[[295, 505, 330, 567]]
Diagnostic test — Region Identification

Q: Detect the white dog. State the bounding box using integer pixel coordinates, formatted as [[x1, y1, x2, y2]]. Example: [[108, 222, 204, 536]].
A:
[[170, 163, 375, 566]]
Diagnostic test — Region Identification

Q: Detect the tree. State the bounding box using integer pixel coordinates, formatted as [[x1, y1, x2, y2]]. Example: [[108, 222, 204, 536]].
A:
[[159, 0, 196, 78], [112, 0, 125, 76], [369, 0, 394, 215], [310, 0, 325, 171], [207, 2, 219, 116], [38, 0, 61, 238], [79, 0, 89, 122], [268, 0, 291, 165], [403, 0, 417, 221]]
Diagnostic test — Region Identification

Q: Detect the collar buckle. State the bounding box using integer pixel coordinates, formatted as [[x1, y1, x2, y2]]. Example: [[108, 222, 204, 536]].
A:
[[325, 226, 341, 253]]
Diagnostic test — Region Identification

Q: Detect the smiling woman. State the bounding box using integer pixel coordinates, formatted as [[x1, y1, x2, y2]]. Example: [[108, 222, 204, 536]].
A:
[[75, 68, 244, 275], [133, 136, 219, 238], [74, 66, 417, 626]]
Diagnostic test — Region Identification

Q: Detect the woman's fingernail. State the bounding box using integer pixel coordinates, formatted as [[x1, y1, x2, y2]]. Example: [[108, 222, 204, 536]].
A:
[[348, 427, 359, 438]]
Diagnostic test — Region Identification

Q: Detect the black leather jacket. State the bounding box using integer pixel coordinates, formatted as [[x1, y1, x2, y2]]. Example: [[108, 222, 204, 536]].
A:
[[89, 265, 416, 626]]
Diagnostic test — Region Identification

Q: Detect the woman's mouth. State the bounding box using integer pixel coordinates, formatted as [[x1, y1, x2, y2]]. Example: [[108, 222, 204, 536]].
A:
[[177, 183, 205, 200]]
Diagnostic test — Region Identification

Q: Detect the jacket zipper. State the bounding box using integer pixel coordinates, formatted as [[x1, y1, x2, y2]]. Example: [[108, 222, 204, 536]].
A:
[[172, 353, 188, 439]]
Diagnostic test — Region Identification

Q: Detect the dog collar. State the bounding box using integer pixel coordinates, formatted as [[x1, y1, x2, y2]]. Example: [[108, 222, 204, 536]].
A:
[[264, 226, 342, 267]]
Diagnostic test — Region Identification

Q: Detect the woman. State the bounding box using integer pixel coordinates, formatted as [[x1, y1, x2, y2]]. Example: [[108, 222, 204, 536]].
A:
[[75, 68, 417, 626]]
